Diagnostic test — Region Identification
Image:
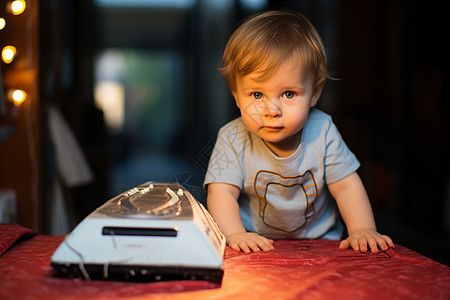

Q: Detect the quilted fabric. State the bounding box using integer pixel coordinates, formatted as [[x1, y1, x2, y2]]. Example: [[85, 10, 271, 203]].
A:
[[0, 223, 36, 256], [0, 224, 449, 300]]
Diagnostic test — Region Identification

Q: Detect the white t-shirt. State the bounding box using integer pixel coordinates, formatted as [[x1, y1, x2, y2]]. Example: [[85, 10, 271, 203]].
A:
[[204, 109, 360, 240]]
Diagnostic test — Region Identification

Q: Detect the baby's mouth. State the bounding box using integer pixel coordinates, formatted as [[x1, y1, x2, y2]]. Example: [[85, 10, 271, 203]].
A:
[[262, 126, 283, 132]]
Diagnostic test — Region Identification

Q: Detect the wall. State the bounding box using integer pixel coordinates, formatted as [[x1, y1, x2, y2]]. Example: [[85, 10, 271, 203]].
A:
[[0, 0, 41, 231]]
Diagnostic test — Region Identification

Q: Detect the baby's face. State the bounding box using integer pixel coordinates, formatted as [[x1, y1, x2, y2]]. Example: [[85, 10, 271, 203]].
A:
[[233, 59, 322, 157]]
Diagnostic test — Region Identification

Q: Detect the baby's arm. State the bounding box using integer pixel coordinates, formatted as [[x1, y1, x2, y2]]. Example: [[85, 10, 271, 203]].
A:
[[328, 172, 394, 252], [207, 183, 274, 253]]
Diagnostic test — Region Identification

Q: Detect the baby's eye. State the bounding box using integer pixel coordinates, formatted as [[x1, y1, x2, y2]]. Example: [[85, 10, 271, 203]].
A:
[[283, 91, 296, 99], [252, 92, 263, 100]]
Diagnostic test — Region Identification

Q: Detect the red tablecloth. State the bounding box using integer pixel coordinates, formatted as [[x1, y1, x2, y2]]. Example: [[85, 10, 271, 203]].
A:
[[0, 224, 449, 300]]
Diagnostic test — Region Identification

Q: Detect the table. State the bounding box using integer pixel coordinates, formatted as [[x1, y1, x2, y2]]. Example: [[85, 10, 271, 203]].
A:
[[1, 224, 449, 299]]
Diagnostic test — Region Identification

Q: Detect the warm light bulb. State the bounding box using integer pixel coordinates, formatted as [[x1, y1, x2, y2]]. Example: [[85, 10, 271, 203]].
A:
[[0, 18, 5, 30], [11, 89, 27, 106], [11, 0, 26, 15], [1, 45, 16, 64]]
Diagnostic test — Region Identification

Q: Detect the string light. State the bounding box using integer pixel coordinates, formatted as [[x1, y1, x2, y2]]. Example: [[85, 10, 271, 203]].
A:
[[1, 45, 16, 64], [10, 0, 26, 15], [8, 89, 27, 106], [2, 2, 29, 107]]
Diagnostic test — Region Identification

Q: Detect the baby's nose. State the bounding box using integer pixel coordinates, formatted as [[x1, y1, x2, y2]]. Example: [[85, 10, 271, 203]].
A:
[[264, 99, 282, 117]]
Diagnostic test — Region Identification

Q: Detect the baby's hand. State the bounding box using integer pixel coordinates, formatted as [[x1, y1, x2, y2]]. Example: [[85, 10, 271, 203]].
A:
[[339, 228, 394, 253], [227, 232, 274, 253]]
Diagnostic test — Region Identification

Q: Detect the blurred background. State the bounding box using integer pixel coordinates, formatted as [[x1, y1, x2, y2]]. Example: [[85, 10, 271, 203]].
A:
[[0, 0, 448, 265]]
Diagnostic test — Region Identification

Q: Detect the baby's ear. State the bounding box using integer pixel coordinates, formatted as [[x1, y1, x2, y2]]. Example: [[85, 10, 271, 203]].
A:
[[311, 78, 325, 107], [232, 91, 240, 108]]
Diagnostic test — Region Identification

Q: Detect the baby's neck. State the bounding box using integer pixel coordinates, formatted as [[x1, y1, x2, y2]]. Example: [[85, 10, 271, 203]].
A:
[[262, 131, 302, 158]]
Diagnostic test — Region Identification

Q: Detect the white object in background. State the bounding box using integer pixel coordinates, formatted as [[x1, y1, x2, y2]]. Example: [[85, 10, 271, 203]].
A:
[[49, 179, 71, 235], [0, 189, 17, 223], [48, 106, 94, 188]]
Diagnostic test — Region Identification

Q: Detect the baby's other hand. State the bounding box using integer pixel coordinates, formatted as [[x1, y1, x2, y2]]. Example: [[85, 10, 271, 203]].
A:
[[227, 232, 274, 253], [339, 228, 394, 253]]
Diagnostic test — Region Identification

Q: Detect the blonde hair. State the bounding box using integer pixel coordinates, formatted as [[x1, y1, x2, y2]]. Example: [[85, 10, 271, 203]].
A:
[[220, 10, 330, 92]]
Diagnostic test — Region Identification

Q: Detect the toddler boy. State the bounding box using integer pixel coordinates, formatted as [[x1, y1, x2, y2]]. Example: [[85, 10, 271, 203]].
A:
[[204, 10, 394, 253]]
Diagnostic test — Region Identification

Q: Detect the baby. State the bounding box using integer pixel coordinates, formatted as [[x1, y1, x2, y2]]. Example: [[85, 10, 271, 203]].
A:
[[204, 10, 394, 253]]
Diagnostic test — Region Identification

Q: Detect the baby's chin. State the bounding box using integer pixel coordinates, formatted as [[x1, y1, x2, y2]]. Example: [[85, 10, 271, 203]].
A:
[[260, 129, 302, 142], [263, 131, 302, 148]]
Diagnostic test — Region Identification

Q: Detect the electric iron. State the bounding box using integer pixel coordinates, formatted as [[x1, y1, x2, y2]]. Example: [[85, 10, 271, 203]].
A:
[[51, 182, 225, 283]]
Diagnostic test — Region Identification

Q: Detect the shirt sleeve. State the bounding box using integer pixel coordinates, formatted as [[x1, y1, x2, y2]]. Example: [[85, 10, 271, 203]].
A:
[[203, 122, 245, 191], [323, 121, 360, 184]]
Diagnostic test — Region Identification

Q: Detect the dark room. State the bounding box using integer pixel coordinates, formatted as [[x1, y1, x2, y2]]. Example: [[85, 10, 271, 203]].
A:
[[0, 0, 449, 298]]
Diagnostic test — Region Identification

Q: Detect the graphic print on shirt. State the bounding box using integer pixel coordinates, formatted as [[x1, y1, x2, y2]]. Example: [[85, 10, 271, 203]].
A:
[[253, 170, 317, 232]]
